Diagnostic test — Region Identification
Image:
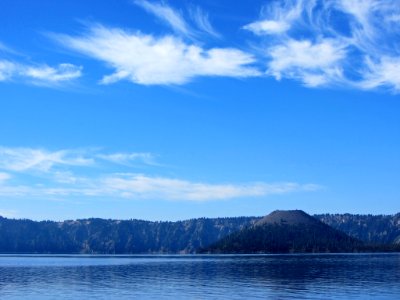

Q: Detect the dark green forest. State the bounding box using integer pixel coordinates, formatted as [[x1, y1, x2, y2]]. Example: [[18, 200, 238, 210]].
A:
[[201, 222, 364, 253], [315, 213, 400, 245], [0, 211, 399, 254], [0, 216, 254, 254]]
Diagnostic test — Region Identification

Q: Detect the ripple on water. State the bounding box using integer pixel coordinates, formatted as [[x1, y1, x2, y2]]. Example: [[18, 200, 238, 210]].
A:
[[0, 254, 399, 299]]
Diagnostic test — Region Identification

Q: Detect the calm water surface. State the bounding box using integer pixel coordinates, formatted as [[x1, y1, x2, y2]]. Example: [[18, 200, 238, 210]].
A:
[[0, 254, 399, 299]]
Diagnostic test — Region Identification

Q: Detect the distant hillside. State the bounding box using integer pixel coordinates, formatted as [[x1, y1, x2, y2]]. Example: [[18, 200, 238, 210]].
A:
[[0, 216, 254, 254], [201, 210, 364, 254], [1, 211, 400, 254], [315, 213, 400, 245], [257, 210, 317, 226]]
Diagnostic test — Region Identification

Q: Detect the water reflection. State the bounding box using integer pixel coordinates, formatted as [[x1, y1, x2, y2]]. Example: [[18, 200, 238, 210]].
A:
[[0, 254, 399, 299]]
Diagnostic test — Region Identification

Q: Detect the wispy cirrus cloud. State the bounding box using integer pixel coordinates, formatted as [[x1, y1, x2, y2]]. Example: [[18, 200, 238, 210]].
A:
[[0, 60, 16, 81], [189, 6, 221, 38], [22, 63, 82, 85], [134, 0, 193, 37], [243, 0, 306, 35], [51, 1, 255, 86], [0, 146, 321, 202], [97, 152, 157, 166], [0, 172, 320, 202], [244, 0, 400, 92], [0, 147, 93, 172], [0, 172, 11, 183], [0, 147, 158, 173], [54, 24, 259, 85], [267, 38, 347, 87], [134, 1, 221, 39], [360, 56, 400, 90], [98, 174, 320, 201], [0, 39, 82, 86], [0, 59, 82, 85], [3, 1, 399, 92]]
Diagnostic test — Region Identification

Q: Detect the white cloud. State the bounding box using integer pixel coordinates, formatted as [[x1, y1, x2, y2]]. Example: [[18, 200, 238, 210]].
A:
[[243, 0, 307, 35], [0, 172, 11, 183], [0, 147, 158, 173], [52, 171, 89, 184], [98, 152, 157, 166], [0, 60, 16, 81], [22, 63, 82, 84], [335, 0, 376, 31], [245, 0, 400, 91], [0, 59, 82, 85], [135, 1, 221, 39], [0, 146, 321, 202], [0, 172, 320, 202], [244, 20, 291, 36], [0, 147, 93, 172], [189, 6, 221, 38], [268, 38, 347, 86], [0, 39, 82, 85], [359, 56, 400, 90], [99, 174, 319, 201], [55, 25, 259, 85], [134, 0, 192, 37]]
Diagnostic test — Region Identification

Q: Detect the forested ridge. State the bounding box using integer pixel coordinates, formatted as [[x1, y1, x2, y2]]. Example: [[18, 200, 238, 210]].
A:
[[201, 211, 365, 254], [200, 223, 364, 253], [315, 213, 400, 245], [0, 216, 254, 254], [0, 212, 400, 254]]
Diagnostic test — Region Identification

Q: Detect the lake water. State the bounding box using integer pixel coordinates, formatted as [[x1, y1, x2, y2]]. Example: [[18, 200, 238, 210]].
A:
[[0, 254, 399, 299]]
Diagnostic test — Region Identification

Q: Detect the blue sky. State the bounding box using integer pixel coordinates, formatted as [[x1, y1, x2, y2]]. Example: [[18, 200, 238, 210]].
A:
[[0, 0, 399, 221]]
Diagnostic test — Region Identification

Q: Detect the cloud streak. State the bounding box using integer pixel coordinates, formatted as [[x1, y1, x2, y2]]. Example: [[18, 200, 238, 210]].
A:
[[0, 147, 157, 173], [0, 147, 93, 172], [22, 63, 82, 85], [134, 1, 221, 39], [0, 146, 320, 202], [0, 60, 16, 81], [54, 24, 259, 85], [97, 174, 320, 201], [189, 6, 221, 38], [0, 173, 320, 202], [3, 1, 399, 92], [244, 0, 400, 91], [243, 0, 306, 35], [0, 39, 82, 86], [0, 172, 11, 183], [0, 59, 82, 85], [134, 0, 193, 37], [97, 152, 157, 166], [267, 38, 347, 87]]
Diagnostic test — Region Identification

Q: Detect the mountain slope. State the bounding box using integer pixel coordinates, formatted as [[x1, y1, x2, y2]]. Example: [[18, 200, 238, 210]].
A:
[[1, 211, 400, 254], [315, 213, 400, 245], [257, 210, 318, 226], [202, 210, 364, 253], [0, 216, 255, 254]]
